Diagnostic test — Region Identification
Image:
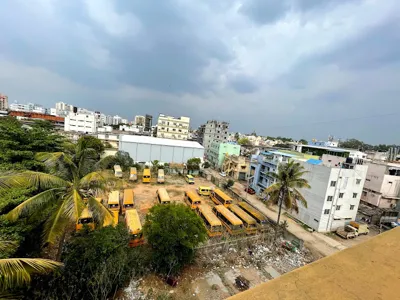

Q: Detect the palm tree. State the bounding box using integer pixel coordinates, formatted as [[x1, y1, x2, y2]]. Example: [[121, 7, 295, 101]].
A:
[[262, 160, 310, 227], [0, 151, 114, 247], [0, 239, 62, 291]]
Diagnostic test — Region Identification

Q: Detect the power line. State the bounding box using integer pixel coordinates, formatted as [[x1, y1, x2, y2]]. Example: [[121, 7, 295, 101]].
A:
[[266, 112, 399, 129]]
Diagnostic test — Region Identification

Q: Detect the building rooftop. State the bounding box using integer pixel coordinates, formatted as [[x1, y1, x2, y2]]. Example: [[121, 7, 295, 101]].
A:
[[228, 227, 400, 300], [263, 150, 299, 157], [119, 134, 204, 149], [300, 144, 348, 152]]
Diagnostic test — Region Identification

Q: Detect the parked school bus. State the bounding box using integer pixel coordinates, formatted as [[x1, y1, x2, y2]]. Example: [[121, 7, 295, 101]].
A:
[[142, 168, 151, 183], [125, 209, 144, 247], [210, 189, 233, 207], [229, 204, 258, 235], [121, 189, 134, 214], [238, 202, 269, 231], [156, 188, 171, 204], [185, 174, 195, 184], [213, 205, 244, 235], [114, 165, 123, 178], [196, 204, 223, 237], [112, 210, 119, 226], [108, 191, 120, 213], [197, 186, 212, 196], [129, 167, 137, 181], [76, 208, 95, 231], [184, 190, 202, 209], [157, 169, 165, 184]]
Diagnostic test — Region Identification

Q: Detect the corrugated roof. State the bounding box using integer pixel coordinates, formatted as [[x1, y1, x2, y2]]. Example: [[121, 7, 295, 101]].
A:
[[119, 134, 204, 149], [306, 159, 322, 165]]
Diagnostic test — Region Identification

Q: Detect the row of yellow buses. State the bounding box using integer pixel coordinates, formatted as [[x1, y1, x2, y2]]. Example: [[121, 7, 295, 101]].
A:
[[210, 189, 233, 207]]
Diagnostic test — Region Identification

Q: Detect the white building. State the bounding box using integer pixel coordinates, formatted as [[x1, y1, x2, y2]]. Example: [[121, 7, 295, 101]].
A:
[[55, 102, 74, 116], [156, 114, 190, 140], [113, 115, 122, 125], [49, 108, 57, 116], [121, 118, 128, 125], [135, 115, 145, 126], [9, 102, 47, 114], [119, 124, 142, 133], [293, 161, 368, 232], [197, 120, 229, 150], [97, 126, 113, 133], [119, 135, 204, 163], [361, 162, 400, 209], [106, 115, 113, 125], [98, 133, 119, 148], [64, 112, 97, 134]]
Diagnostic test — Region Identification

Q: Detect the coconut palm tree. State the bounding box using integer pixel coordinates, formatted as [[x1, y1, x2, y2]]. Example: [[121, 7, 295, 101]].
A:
[[262, 160, 310, 226], [0, 239, 62, 291], [0, 151, 114, 246]]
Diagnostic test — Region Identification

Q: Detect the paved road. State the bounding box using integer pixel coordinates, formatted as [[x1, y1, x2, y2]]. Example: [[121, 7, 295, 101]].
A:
[[231, 181, 347, 257]]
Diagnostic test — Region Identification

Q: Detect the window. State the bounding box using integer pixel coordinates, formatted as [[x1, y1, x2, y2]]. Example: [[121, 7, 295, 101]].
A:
[[362, 191, 367, 196], [327, 196, 333, 202], [353, 193, 357, 198], [330, 181, 336, 187], [324, 209, 330, 215], [336, 205, 341, 210], [350, 205, 355, 210], [339, 193, 344, 198], [314, 219, 319, 223], [356, 179, 361, 184]]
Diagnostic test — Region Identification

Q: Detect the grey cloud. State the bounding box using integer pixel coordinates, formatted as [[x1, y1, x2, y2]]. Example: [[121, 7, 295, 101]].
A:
[[229, 75, 258, 94], [240, 0, 290, 25]]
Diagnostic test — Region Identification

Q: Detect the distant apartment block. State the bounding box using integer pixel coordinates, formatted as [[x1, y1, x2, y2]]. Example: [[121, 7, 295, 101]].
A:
[[135, 115, 145, 127], [112, 115, 122, 125], [207, 141, 240, 168], [145, 114, 153, 132], [221, 154, 250, 180], [156, 114, 190, 140], [55, 102, 75, 116], [197, 120, 229, 151], [9, 102, 47, 114], [361, 161, 400, 209], [64, 112, 97, 134], [121, 118, 128, 125], [0, 94, 8, 110]]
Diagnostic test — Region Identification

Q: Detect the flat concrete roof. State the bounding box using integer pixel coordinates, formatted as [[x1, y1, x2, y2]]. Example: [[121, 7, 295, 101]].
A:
[[228, 227, 400, 300], [119, 134, 204, 149]]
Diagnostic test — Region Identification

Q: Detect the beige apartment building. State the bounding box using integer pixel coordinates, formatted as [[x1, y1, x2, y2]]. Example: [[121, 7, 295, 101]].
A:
[[221, 153, 250, 180], [156, 114, 190, 140]]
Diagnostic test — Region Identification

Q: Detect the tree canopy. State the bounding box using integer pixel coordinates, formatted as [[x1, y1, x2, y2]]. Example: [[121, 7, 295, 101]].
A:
[[143, 203, 207, 274], [339, 138, 395, 152], [187, 157, 201, 171], [238, 137, 251, 145]]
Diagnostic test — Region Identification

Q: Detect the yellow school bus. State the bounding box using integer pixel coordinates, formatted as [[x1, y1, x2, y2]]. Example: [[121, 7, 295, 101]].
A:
[[125, 209, 144, 247], [210, 189, 233, 207], [196, 204, 223, 237], [156, 188, 171, 204], [184, 190, 202, 210], [76, 207, 95, 231], [108, 190, 120, 213], [213, 205, 244, 235], [185, 174, 195, 184], [197, 186, 212, 196], [238, 202, 269, 231], [121, 189, 134, 214], [157, 169, 165, 184], [229, 204, 258, 235], [142, 168, 151, 183], [129, 167, 137, 181]]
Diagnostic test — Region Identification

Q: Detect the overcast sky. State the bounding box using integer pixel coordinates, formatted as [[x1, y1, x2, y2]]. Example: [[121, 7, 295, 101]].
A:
[[1, 0, 399, 144]]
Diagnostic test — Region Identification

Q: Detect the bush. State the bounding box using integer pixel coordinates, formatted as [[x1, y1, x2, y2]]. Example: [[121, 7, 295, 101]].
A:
[[143, 204, 207, 275]]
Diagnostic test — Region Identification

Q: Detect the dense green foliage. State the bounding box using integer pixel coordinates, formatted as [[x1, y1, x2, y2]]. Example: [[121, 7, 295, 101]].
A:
[[98, 151, 134, 172], [187, 157, 201, 172], [339, 138, 396, 152], [238, 137, 250, 145], [0, 117, 64, 170], [298, 139, 308, 145], [28, 225, 150, 300], [143, 204, 207, 275], [77, 136, 105, 156]]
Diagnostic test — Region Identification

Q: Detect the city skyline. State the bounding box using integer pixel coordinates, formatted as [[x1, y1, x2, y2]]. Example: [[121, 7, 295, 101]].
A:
[[1, 0, 400, 143]]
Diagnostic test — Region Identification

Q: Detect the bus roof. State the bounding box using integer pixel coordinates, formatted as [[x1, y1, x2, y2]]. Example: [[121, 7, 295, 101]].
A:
[[108, 190, 120, 205], [186, 174, 194, 179], [238, 202, 266, 221], [113, 211, 119, 224], [157, 188, 170, 201], [229, 204, 257, 225], [214, 189, 233, 201], [158, 169, 164, 175], [79, 207, 92, 219], [126, 209, 142, 234], [199, 186, 212, 190], [214, 205, 243, 226], [186, 190, 201, 202], [130, 167, 137, 174], [143, 168, 151, 175], [123, 189, 134, 205], [197, 204, 222, 226], [114, 165, 122, 171]]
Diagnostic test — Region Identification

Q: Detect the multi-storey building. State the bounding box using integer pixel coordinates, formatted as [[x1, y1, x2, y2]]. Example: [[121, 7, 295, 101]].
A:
[[0, 94, 8, 110], [55, 102, 75, 116], [207, 141, 240, 168], [197, 120, 229, 151], [112, 115, 122, 125], [221, 154, 250, 180], [250, 150, 368, 232], [9, 102, 47, 114], [145, 114, 152, 132], [135, 115, 145, 127], [64, 112, 97, 134], [106, 115, 113, 125], [156, 114, 190, 140], [361, 161, 400, 209]]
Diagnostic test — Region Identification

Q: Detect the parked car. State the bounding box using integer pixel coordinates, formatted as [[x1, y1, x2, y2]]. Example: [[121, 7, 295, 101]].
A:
[[336, 225, 359, 239], [244, 187, 255, 195], [219, 172, 227, 177]]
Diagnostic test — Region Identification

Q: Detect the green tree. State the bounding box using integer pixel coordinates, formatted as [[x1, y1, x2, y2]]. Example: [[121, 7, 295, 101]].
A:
[[0, 239, 62, 292], [238, 137, 250, 145], [144, 204, 207, 275], [77, 136, 105, 156], [299, 139, 308, 145], [151, 160, 160, 173], [203, 161, 211, 169], [115, 151, 134, 171], [224, 179, 234, 189], [262, 160, 310, 228], [339, 138, 366, 150], [0, 152, 114, 248], [187, 158, 201, 173]]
